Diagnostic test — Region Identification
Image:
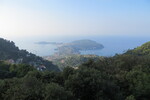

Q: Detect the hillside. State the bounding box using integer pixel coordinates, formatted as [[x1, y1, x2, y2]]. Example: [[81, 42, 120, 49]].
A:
[[45, 41, 150, 70], [125, 41, 150, 56], [0, 38, 59, 71], [0, 41, 149, 100]]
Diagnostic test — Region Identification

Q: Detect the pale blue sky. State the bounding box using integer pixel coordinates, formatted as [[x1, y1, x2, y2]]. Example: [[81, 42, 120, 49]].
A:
[[0, 0, 150, 39]]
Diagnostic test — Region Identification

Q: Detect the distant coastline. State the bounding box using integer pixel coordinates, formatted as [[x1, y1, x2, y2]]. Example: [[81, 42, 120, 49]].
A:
[[36, 39, 104, 56]]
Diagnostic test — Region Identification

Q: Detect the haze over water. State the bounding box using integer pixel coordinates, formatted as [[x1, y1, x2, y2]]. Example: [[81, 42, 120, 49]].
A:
[[0, 0, 150, 56], [12, 35, 150, 57]]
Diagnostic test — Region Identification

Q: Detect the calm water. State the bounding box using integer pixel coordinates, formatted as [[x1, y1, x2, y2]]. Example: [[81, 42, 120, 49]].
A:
[[13, 36, 150, 57]]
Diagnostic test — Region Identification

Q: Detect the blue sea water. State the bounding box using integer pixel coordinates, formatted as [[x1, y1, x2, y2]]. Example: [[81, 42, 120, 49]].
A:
[[13, 35, 150, 57]]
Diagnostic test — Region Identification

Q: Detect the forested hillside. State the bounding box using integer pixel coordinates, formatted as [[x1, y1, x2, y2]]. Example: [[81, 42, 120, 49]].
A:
[[0, 41, 149, 100], [0, 38, 59, 71]]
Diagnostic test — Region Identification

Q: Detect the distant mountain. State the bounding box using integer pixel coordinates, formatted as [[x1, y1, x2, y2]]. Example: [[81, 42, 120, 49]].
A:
[[55, 39, 104, 56], [0, 38, 60, 71], [71, 39, 104, 50], [125, 41, 150, 56]]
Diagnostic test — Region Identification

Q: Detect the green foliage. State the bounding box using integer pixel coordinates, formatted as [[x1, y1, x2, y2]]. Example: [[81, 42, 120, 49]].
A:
[[0, 61, 36, 79], [3, 77, 44, 100], [126, 66, 150, 99], [41, 71, 64, 85], [0, 41, 150, 100], [125, 95, 136, 100], [62, 67, 74, 80], [65, 66, 121, 100], [0, 61, 15, 79], [9, 64, 35, 77], [45, 83, 73, 100], [0, 61, 10, 71]]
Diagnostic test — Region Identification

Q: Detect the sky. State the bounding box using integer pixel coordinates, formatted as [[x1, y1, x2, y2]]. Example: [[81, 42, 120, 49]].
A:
[[0, 0, 150, 40]]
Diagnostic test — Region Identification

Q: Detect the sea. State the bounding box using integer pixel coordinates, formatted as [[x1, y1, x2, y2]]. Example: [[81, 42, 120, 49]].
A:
[[12, 35, 150, 57]]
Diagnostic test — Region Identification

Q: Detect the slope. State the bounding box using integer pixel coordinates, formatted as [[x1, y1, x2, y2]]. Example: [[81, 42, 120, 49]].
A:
[[0, 38, 59, 71]]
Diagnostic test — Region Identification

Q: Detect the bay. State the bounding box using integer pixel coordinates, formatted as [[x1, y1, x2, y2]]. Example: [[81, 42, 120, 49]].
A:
[[13, 35, 150, 57]]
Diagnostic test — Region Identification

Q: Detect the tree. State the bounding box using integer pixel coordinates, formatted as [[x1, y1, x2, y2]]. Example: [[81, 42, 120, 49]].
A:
[[9, 64, 35, 77], [125, 95, 136, 100], [44, 83, 73, 100], [126, 66, 150, 100], [4, 77, 44, 100], [65, 67, 120, 100], [63, 66, 74, 80]]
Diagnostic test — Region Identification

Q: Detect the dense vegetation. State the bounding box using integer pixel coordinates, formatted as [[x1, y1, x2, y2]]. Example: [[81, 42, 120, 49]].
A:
[[0, 38, 59, 71], [0, 41, 150, 100]]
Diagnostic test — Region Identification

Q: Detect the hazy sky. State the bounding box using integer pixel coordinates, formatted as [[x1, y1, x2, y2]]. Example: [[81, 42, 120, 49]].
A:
[[0, 0, 150, 39]]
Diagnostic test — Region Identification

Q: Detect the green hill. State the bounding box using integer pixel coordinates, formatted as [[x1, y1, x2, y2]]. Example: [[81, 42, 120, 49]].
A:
[[0, 38, 59, 71], [125, 41, 150, 56]]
